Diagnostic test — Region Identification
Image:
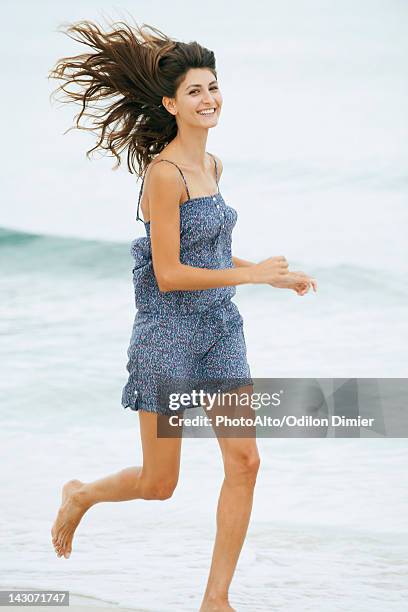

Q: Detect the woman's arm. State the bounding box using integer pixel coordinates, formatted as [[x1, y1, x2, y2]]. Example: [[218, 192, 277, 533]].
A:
[[163, 256, 256, 291], [162, 263, 253, 291]]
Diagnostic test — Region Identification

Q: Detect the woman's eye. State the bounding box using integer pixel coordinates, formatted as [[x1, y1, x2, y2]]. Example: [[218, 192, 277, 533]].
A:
[[190, 87, 219, 95]]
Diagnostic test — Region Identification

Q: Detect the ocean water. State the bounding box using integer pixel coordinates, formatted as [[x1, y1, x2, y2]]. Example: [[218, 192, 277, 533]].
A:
[[1, 0, 408, 610]]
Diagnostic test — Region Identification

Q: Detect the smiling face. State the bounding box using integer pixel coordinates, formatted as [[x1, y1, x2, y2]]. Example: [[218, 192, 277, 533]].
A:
[[162, 67, 223, 127]]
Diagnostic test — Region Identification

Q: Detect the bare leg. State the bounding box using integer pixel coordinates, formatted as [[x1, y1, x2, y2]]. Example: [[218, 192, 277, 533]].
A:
[[51, 467, 143, 558], [200, 390, 260, 612], [51, 411, 183, 559]]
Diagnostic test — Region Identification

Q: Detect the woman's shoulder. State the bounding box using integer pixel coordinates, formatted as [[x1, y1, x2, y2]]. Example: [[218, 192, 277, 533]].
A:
[[144, 157, 184, 192], [144, 151, 186, 178]]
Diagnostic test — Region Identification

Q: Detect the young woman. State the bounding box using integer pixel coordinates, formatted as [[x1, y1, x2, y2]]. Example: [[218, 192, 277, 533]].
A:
[[49, 19, 317, 612]]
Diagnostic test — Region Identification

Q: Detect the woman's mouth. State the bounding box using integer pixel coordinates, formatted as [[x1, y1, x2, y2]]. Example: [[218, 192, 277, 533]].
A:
[[197, 108, 216, 116]]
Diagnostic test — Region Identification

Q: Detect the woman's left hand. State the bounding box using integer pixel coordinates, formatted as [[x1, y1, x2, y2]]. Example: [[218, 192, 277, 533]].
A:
[[269, 270, 317, 295], [291, 271, 317, 295]]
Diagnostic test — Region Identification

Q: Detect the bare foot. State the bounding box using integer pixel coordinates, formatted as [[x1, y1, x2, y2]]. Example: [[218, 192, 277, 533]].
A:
[[51, 479, 90, 559], [199, 598, 236, 611]]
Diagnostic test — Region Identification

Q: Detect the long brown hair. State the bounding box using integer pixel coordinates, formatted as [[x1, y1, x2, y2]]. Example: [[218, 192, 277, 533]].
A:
[[48, 18, 217, 177]]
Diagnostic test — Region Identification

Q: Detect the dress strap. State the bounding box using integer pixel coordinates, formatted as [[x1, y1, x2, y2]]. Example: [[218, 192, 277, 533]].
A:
[[207, 152, 220, 193]]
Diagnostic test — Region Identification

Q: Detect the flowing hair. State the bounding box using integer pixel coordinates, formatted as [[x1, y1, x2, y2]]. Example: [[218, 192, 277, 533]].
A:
[[48, 17, 217, 177]]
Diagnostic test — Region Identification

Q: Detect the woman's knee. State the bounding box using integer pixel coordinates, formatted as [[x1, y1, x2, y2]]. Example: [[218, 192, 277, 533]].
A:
[[140, 475, 178, 500], [224, 448, 261, 483]]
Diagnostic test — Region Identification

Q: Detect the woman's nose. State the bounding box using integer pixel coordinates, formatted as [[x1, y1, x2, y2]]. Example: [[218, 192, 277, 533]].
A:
[[201, 92, 216, 104]]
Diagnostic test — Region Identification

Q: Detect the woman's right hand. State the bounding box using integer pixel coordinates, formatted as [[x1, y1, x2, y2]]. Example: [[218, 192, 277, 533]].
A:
[[249, 256, 290, 285]]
